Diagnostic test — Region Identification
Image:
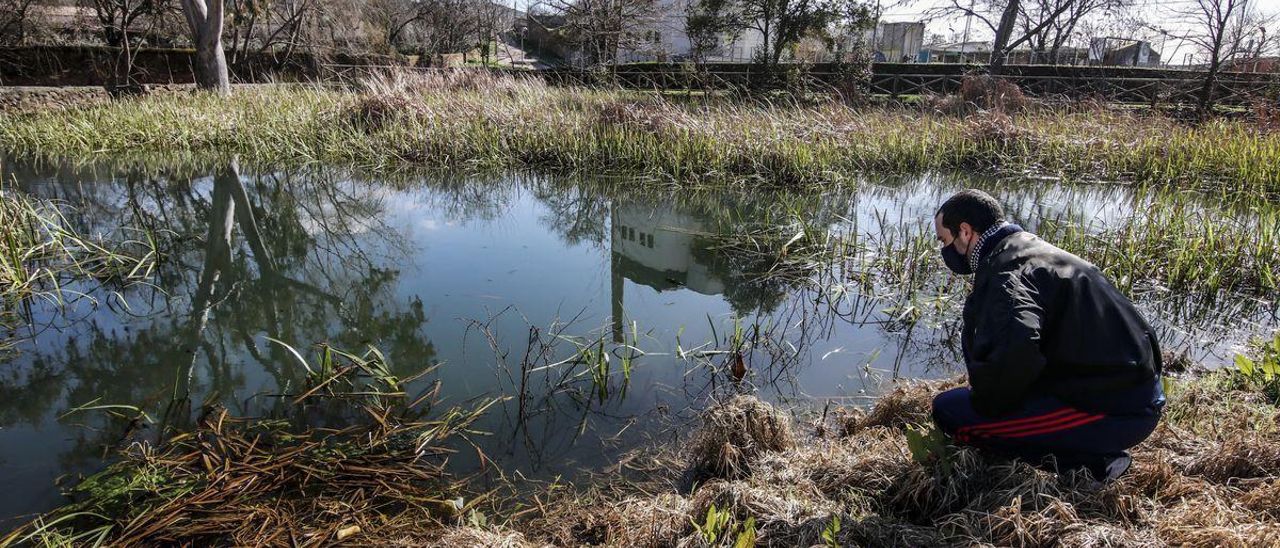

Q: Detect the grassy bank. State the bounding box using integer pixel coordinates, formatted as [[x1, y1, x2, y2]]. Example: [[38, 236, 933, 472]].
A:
[[11, 342, 1280, 546], [2, 72, 1279, 192]]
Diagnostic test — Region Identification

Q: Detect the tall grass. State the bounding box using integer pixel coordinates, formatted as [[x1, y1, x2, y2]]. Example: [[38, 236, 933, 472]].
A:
[[1040, 199, 1280, 296], [3, 71, 1279, 192]]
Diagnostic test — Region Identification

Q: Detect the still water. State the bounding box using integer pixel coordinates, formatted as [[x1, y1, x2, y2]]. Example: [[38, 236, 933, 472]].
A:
[[0, 160, 1274, 525]]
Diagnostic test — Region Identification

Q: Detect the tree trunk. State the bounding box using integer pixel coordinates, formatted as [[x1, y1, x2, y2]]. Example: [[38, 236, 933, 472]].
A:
[[179, 160, 237, 399], [181, 0, 231, 95], [1197, 60, 1221, 117], [989, 0, 1021, 73]]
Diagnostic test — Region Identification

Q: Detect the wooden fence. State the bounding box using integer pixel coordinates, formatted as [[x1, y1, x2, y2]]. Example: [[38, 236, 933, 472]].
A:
[[293, 60, 1280, 107], [534, 62, 1280, 106]]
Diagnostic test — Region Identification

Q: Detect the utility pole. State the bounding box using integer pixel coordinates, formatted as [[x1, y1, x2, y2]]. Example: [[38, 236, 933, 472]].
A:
[[960, 0, 973, 63]]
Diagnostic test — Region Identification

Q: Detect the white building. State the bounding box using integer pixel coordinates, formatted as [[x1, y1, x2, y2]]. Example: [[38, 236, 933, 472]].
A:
[[870, 21, 924, 62], [618, 0, 764, 62], [620, 8, 925, 64]]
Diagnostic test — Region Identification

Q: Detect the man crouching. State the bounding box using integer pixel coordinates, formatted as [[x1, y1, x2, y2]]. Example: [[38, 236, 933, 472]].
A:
[[931, 189, 1165, 481]]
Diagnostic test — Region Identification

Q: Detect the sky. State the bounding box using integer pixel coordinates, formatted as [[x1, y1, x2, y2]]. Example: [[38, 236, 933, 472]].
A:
[[879, 0, 1280, 63]]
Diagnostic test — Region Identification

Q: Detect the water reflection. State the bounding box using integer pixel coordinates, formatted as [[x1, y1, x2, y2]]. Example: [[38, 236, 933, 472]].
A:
[[0, 159, 1274, 525]]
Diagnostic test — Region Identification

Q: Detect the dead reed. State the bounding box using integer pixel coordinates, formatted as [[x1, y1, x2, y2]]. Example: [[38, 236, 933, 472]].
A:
[[527, 364, 1280, 547], [3, 345, 501, 547]]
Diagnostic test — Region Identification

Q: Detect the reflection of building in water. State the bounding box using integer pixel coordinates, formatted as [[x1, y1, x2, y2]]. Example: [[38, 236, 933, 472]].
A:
[[610, 204, 725, 341], [612, 206, 725, 295]]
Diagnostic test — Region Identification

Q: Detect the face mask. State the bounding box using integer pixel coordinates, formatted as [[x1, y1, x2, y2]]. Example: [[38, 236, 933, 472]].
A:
[[941, 244, 972, 275]]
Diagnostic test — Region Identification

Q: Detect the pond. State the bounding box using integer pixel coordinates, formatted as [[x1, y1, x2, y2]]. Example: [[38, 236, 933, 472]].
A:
[[0, 159, 1275, 526]]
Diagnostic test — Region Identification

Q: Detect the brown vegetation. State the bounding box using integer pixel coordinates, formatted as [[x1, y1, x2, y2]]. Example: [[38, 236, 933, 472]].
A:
[[525, 372, 1280, 547], [8, 361, 1279, 547], [689, 395, 795, 480], [925, 74, 1033, 115]]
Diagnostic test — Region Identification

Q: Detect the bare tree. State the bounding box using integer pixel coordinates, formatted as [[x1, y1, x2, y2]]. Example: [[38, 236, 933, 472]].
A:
[[1018, 0, 1131, 63], [261, 0, 322, 58], [472, 0, 511, 64], [0, 0, 34, 44], [180, 0, 231, 94], [1077, 6, 1151, 48], [83, 0, 174, 89], [227, 0, 262, 63], [364, 0, 431, 50], [421, 0, 482, 57], [363, 0, 483, 56], [548, 0, 658, 66], [1170, 0, 1264, 114], [227, 0, 322, 65], [928, 0, 1078, 70]]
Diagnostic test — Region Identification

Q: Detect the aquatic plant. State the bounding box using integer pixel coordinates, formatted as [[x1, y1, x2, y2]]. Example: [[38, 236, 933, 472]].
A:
[[4, 343, 501, 547], [0, 189, 158, 348]]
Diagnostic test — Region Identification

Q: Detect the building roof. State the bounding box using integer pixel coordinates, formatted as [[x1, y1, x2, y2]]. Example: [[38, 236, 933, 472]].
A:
[[928, 41, 992, 53]]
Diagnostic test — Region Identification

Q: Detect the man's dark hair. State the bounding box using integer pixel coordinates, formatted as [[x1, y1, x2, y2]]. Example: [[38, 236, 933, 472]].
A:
[[936, 189, 1004, 235]]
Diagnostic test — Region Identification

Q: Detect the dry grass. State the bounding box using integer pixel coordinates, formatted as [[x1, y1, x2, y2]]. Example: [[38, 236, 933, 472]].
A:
[[14, 366, 1278, 547], [690, 395, 795, 480], [529, 371, 1280, 547], [924, 74, 1032, 115], [2, 347, 502, 548]]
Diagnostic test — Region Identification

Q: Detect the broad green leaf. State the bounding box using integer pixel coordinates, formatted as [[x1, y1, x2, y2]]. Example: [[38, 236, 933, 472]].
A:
[[733, 517, 757, 548], [1236, 354, 1256, 378]]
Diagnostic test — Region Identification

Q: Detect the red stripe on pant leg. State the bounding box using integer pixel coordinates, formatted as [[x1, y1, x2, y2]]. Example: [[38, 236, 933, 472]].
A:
[[957, 408, 1079, 434], [1000, 414, 1106, 439], [969, 411, 1092, 437]]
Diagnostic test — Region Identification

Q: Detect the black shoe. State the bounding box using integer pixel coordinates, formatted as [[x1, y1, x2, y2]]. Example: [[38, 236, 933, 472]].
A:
[[1041, 451, 1132, 483], [1093, 452, 1132, 482]]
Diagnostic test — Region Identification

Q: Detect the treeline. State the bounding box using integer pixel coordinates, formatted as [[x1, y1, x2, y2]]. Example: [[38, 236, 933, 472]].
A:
[[0, 0, 519, 63]]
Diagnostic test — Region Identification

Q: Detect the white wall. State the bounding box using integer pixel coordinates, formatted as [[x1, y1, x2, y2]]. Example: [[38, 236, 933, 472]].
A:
[[619, 0, 766, 62]]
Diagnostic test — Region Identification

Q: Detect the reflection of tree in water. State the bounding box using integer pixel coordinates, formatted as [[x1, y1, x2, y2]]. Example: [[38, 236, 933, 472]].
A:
[[688, 237, 792, 315], [0, 161, 437, 448], [530, 178, 613, 248]]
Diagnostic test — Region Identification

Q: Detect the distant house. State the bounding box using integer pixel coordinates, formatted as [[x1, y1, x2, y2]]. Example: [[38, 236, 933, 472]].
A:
[[1090, 39, 1160, 67], [919, 41, 991, 63], [870, 22, 925, 62], [620, 11, 925, 64], [617, 0, 764, 62]]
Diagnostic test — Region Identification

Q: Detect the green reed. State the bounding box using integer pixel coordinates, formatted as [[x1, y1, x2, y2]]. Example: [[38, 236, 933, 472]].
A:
[[3, 72, 1278, 192], [0, 188, 158, 346]]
